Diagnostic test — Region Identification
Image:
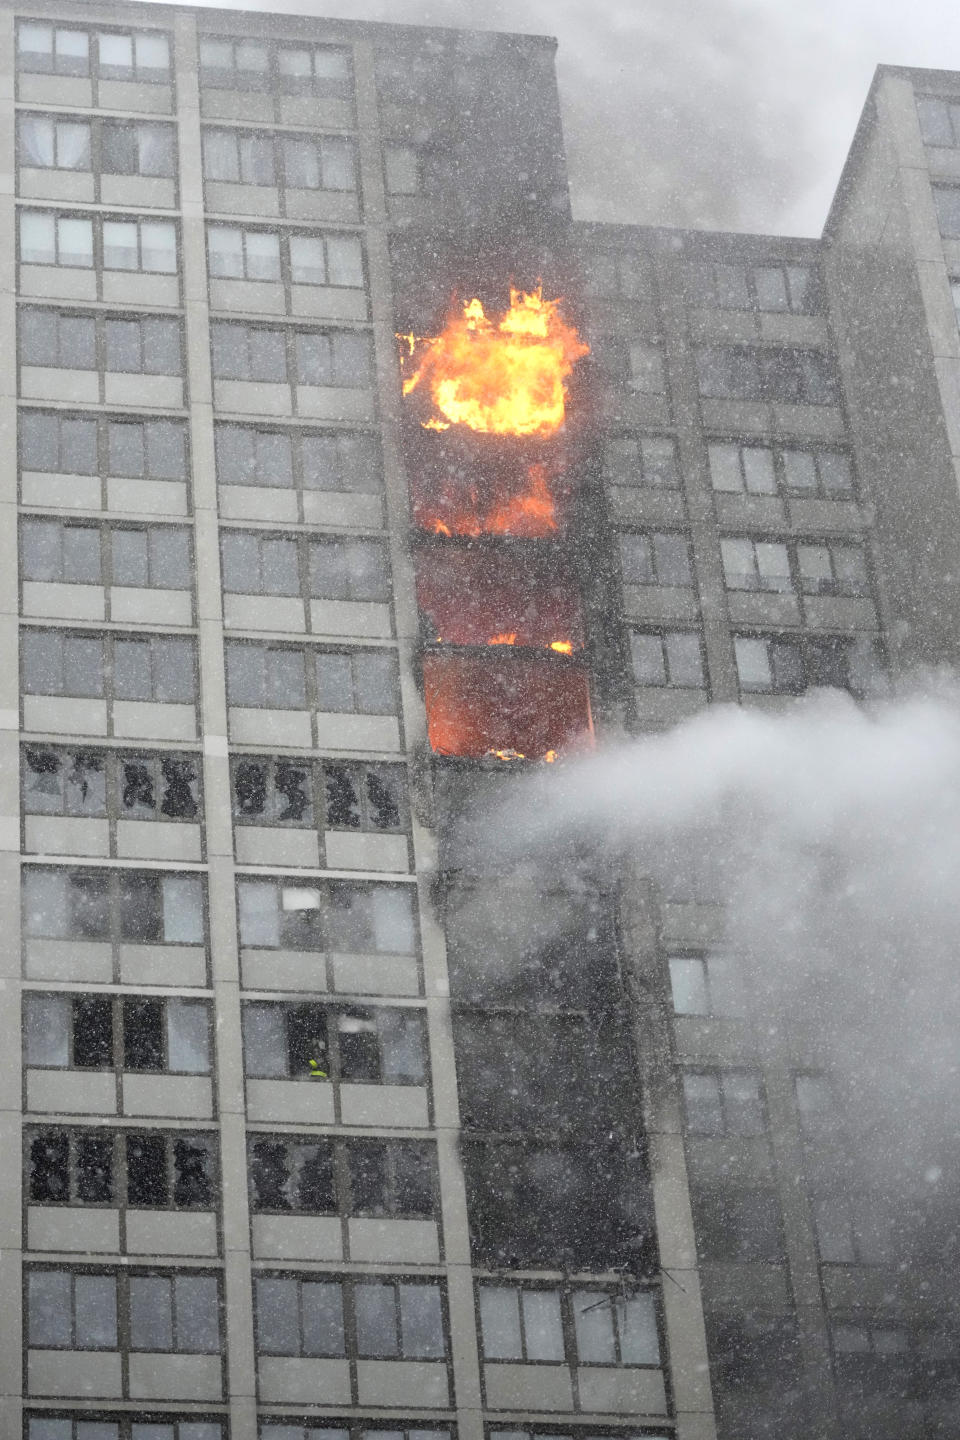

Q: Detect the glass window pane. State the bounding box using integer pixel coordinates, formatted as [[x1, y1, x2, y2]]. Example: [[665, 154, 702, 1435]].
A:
[[130, 1275, 173, 1349], [325, 234, 364, 287], [162, 875, 203, 943], [353, 652, 397, 714], [208, 226, 243, 278], [630, 633, 665, 686], [355, 1283, 398, 1356], [255, 1276, 299, 1354], [141, 221, 176, 272], [572, 1291, 616, 1362], [742, 447, 776, 494], [20, 211, 56, 266], [669, 957, 708, 1014], [112, 528, 149, 585], [64, 636, 103, 696], [25, 992, 70, 1064], [818, 451, 853, 493], [754, 266, 789, 311], [166, 999, 209, 1072], [135, 32, 170, 72], [683, 1072, 722, 1132], [267, 648, 306, 707], [619, 1293, 660, 1363], [734, 636, 771, 690], [99, 33, 133, 69], [321, 137, 356, 191], [665, 632, 703, 687], [289, 234, 326, 286], [479, 1287, 521, 1358], [522, 1290, 564, 1361], [150, 527, 192, 589], [301, 1280, 345, 1356], [175, 1274, 220, 1351], [152, 638, 194, 702], [399, 1284, 444, 1357], [245, 230, 281, 281], [243, 1001, 287, 1075], [28, 1270, 72, 1345], [75, 1274, 118, 1349]]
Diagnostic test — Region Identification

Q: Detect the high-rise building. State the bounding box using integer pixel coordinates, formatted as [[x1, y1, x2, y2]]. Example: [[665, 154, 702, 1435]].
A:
[[2, 7, 957, 1440]]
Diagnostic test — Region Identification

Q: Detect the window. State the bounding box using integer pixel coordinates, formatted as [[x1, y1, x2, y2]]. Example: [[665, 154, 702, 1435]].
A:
[[211, 323, 287, 382], [21, 519, 101, 584], [690, 260, 818, 314], [27, 1268, 220, 1354], [199, 37, 270, 89], [202, 129, 357, 192], [27, 1126, 215, 1209], [23, 629, 104, 697], [291, 232, 363, 287], [603, 435, 679, 488], [278, 44, 352, 96], [628, 341, 666, 394], [238, 877, 414, 953], [19, 310, 181, 376], [690, 1186, 784, 1261], [242, 1001, 426, 1084], [202, 127, 275, 186], [232, 757, 406, 833], [220, 532, 389, 602], [23, 746, 200, 822], [462, 1139, 652, 1272], [20, 309, 95, 369], [315, 649, 399, 714], [916, 95, 960, 147], [19, 114, 91, 170], [226, 642, 306, 708], [247, 1135, 436, 1218], [21, 520, 191, 590], [26, 1418, 223, 1440], [208, 224, 280, 281], [733, 633, 882, 696], [24, 993, 211, 1073], [23, 867, 204, 944], [309, 538, 390, 601], [478, 1284, 660, 1367], [346, 1139, 436, 1217], [103, 217, 177, 273], [20, 411, 98, 475], [630, 631, 704, 688], [708, 441, 855, 497], [668, 952, 741, 1016], [20, 212, 93, 268], [106, 316, 181, 375], [17, 23, 90, 75], [295, 330, 373, 387], [101, 120, 176, 177], [215, 424, 381, 494], [682, 1070, 765, 1135], [254, 1275, 445, 1359], [813, 1193, 899, 1265], [831, 1323, 910, 1391], [385, 144, 420, 195], [96, 30, 171, 83], [796, 541, 869, 597], [708, 442, 776, 495], [107, 417, 188, 480], [695, 346, 838, 405], [720, 537, 792, 593], [794, 1072, 837, 1132], [282, 134, 356, 191], [113, 635, 196, 702], [581, 249, 646, 299], [618, 532, 692, 587]]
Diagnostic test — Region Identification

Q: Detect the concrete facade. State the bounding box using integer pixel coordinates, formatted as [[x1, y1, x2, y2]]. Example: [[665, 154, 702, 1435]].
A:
[[2, 6, 959, 1440]]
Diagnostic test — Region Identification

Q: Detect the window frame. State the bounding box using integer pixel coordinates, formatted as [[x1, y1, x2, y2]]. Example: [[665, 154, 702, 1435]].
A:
[[197, 36, 353, 99], [689, 259, 820, 314], [253, 1272, 448, 1361], [201, 125, 357, 193], [206, 223, 365, 291], [230, 754, 408, 841], [224, 639, 401, 722], [706, 439, 856, 499], [19, 306, 184, 379], [476, 1281, 663, 1370], [629, 629, 705, 689], [21, 628, 198, 705], [23, 991, 213, 1077], [219, 527, 391, 608], [247, 1132, 438, 1220], [22, 865, 207, 950], [602, 433, 679, 489], [210, 320, 372, 389], [236, 874, 418, 961], [617, 530, 694, 588], [17, 112, 178, 183], [26, 1124, 218, 1212], [695, 344, 838, 405], [732, 631, 883, 697], [681, 1067, 766, 1137], [214, 421, 382, 502], [22, 743, 202, 831], [16, 21, 172, 84], [25, 1265, 222, 1356], [241, 998, 429, 1090], [20, 516, 194, 593], [19, 408, 190, 487]]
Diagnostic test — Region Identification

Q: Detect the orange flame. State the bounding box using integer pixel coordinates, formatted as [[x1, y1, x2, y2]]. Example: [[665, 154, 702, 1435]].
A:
[[488, 633, 517, 646], [399, 286, 589, 437], [550, 640, 573, 654]]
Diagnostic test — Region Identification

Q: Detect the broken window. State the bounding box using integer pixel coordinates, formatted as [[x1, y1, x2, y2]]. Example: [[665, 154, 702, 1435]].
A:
[[248, 1135, 336, 1213], [230, 756, 407, 835], [347, 1139, 436, 1218], [24, 994, 211, 1074], [237, 877, 415, 955], [462, 1138, 655, 1272], [423, 652, 593, 759], [415, 542, 584, 650], [242, 1001, 426, 1086], [23, 866, 204, 944]]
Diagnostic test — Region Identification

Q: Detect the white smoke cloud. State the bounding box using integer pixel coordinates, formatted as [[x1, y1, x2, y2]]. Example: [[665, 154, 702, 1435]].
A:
[[485, 684, 960, 1203]]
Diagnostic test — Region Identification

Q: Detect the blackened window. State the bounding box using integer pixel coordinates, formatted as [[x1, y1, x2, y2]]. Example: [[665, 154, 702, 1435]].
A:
[[347, 1139, 436, 1218], [248, 1135, 336, 1213]]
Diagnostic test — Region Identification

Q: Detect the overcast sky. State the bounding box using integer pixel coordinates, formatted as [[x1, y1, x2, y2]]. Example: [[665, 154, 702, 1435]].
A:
[[148, 0, 959, 235]]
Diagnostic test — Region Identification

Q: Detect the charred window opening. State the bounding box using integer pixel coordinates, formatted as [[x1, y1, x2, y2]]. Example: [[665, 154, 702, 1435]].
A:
[[443, 880, 617, 1007], [452, 1011, 628, 1134], [27, 1126, 216, 1210], [461, 1138, 655, 1273], [415, 541, 584, 651], [230, 756, 407, 834], [347, 1139, 436, 1218], [423, 652, 592, 761], [245, 1134, 437, 1219], [249, 1135, 336, 1214]]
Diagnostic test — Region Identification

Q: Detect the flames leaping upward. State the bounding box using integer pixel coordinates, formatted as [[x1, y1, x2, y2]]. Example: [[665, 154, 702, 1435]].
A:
[[399, 286, 589, 437]]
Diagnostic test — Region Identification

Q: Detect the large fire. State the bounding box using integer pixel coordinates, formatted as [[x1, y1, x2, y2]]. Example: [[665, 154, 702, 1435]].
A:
[[417, 462, 560, 539], [399, 286, 589, 438]]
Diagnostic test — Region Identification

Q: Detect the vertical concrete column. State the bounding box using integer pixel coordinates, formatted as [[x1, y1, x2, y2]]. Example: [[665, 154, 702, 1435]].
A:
[[0, 14, 21, 1435], [352, 40, 484, 1440], [619, 864, 718, 1440], [654, 256, 739, 703], [173, 15, 256, 1440]]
